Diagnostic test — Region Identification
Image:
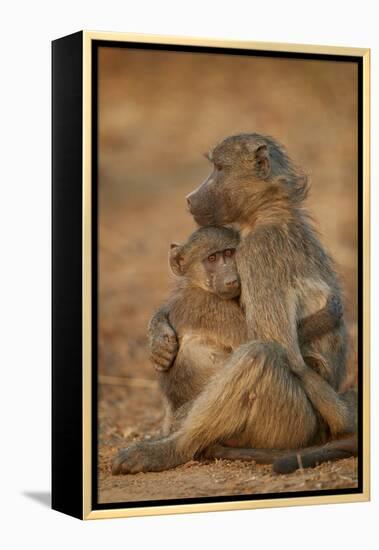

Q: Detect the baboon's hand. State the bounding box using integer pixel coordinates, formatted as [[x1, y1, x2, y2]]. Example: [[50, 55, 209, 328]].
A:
[[148, 313, 178, 371]]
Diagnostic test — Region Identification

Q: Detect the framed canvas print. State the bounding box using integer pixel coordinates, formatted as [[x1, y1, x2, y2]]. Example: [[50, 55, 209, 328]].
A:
[[52, 31, 370, 520]]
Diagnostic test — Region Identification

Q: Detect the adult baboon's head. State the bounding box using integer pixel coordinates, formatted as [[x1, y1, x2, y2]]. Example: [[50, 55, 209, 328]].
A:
[[186, 133, 308, 227]]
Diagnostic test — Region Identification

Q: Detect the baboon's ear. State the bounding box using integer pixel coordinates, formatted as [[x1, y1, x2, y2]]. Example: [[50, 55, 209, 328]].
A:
[[254, 143, 271, 179], [169, 243, 185, 276]]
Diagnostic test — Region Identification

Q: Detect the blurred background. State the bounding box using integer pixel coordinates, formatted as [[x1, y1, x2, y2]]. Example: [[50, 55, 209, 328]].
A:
[[97, 46, 358, 502]]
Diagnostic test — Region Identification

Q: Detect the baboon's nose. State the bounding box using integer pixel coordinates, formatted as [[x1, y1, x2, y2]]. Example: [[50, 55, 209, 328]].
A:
[[186, 195, 192, 210], [226, 279, 238, 288]]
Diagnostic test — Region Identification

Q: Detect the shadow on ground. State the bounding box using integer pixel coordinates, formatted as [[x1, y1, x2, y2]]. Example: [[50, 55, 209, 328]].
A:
[[23, 491, 51, 508]]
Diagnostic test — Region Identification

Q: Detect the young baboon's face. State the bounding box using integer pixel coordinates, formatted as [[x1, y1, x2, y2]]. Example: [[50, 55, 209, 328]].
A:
[[196, 247, 240, 299], [186, 134, 281, 226], [169, 227, 241, 300]]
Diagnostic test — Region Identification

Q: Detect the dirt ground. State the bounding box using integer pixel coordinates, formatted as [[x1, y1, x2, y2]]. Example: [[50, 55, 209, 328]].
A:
[[99, 383, 357, 504], [97, 48, 359, 504]]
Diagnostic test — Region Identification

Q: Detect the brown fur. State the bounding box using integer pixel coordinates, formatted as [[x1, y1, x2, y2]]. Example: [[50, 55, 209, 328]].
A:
[[113, 134, 356, 475], [159, 226, 245, 418]]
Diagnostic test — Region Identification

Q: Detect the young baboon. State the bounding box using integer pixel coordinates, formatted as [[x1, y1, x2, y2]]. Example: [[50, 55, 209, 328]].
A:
[[113, 134, 356, 475], [158, 225, 244, 432]]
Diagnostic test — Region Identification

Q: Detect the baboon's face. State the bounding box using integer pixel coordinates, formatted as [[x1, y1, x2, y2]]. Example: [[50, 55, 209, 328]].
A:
[[197, 247, 240, 299], [169, 243, 240, 300], [186, 135, 271, 226]]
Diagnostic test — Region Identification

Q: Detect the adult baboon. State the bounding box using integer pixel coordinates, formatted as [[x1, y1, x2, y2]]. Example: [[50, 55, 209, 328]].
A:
[[113, 134, 356, 475]]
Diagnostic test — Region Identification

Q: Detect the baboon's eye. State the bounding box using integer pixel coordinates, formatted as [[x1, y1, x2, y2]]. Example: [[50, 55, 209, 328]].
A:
[[207, 254, 217, 263], [224, 249, 235, 257], [214, 163, 223, 172]]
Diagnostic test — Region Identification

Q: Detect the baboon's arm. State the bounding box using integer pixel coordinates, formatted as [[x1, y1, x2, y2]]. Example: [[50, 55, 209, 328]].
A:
[[238, 230, 303, 369], [148, 305, 178, 371], [298, 294, 343, 346], [238, 228, 353, 436]]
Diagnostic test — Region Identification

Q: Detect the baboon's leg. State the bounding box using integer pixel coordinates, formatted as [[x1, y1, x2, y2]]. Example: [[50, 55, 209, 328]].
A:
[[298, 367, 355, 436], [174, 341, 318, 457], [113, 341, 318, 474]]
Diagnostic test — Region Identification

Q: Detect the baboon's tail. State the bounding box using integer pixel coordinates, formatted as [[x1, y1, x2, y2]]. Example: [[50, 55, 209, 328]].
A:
[[273, 435, 357, 474], [205, 435, 357, 473]]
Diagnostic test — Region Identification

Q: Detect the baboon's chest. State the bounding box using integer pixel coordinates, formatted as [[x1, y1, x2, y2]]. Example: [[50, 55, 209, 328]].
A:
[[170, 290, 247, 351]]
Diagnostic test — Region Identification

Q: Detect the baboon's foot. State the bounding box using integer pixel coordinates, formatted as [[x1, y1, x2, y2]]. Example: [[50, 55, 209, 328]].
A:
[[112, 438, 187, 475]]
